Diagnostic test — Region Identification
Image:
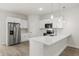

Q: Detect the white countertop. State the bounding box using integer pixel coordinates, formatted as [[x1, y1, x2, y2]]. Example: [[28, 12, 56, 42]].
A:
[[29, 32, 71, 45]]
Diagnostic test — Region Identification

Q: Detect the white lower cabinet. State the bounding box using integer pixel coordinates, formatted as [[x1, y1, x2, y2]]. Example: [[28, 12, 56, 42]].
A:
[[21, 34, 29, 42]]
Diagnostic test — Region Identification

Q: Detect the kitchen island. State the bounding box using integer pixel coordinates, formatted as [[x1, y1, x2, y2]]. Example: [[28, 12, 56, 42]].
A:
[[29, 32, 71, 56]]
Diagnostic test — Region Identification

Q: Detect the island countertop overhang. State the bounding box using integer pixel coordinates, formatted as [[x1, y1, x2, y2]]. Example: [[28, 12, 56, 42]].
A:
[[29, 32, 71, 45]]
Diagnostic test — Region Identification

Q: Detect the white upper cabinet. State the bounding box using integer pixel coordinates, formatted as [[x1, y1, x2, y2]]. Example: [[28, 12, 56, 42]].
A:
[[6, 17, 21, 23], [6, 17, 15, 22], [14, 18, 21, 23], [40, 20, 45, 28], [40, 19, 53, 28], [53, 18, 58, 28], [20, 19, 28, 28], [6, 17, 28, 28], [53, 17, 64, 28], [40, 17, 64, 28]]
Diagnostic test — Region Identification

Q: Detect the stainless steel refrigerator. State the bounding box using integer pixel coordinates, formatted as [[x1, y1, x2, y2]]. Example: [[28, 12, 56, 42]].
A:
[[8, 22, 21, 46]]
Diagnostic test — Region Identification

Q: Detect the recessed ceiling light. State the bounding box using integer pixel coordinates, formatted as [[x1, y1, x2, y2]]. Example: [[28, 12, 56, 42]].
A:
[[51, 15, 53, 19], [38, 8, 43, 11]]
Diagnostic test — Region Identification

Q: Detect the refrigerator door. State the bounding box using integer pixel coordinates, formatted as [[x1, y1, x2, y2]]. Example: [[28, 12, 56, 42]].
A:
[[8, 22, 14, 45], [14, 23, 21, 44], [8, 22, 21, 46]]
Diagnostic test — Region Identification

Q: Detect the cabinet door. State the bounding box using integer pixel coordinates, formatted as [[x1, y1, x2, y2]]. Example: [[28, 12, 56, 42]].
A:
[[40, 20, 45, 28], [20, 20, 27, 28], [6, 17, 21, 23], [53, 18, 58, 28], [53, 17, 64, 28], [40, 19, 53, 28], [21, 34, 28, 42], [14, 18, 21, 23], [6, 17, 15, 22]]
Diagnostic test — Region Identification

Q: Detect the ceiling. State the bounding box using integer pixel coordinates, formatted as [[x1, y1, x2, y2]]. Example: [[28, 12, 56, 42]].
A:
[[0, 3, 78, 16]]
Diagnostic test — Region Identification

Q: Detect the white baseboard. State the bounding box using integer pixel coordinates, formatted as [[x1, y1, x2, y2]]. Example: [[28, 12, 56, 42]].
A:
[[57, 45, 67, 56], [21, 40, 29, 42], [68, 44, 79, 49], [21, 39, 29, 42]]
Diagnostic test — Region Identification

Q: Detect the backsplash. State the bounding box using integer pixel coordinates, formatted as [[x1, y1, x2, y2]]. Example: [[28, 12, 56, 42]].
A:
[[40, 28, 63, 36], [21, 28, 28, 34]]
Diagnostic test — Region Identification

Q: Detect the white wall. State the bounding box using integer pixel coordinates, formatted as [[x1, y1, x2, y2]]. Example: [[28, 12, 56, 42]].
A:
[[0, 15, 6, 44], [54, 7, 79, 48], [64, 7, 79, 48], [28, 15, 40, 37]]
